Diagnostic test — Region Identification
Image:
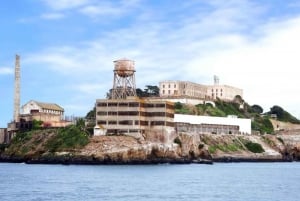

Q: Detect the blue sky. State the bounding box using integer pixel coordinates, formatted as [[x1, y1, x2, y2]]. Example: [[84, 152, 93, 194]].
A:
[[1, 0, 300, 127]]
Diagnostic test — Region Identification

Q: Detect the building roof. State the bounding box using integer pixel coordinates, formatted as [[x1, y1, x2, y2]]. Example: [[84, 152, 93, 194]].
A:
[[34, 101, 64, 111]]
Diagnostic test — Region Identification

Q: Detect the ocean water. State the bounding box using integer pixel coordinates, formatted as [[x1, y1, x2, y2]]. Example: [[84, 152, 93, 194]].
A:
[[0, 162, 300, 201]]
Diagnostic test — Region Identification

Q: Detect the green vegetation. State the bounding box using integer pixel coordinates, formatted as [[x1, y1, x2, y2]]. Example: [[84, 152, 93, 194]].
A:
[[244, 141, 264, 153], [208, 143, 242, 154], [174, 97, 300, 134], [46, 125, 89, 152], [268, 105, 300, 124], [32, 119, 43, 130], [251, 117, 274, 134]]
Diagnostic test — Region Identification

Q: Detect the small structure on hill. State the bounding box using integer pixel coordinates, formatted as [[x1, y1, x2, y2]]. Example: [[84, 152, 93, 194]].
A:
[[20, 100, 68, 128]]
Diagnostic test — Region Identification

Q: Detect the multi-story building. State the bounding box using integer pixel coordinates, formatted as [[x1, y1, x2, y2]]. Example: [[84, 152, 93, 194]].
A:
[[20, 100, 67, 127], [159, 81, 207, 99], [95, 97, 175, 138], [207, 85, 243, 101], [159, 77, 243, 102]]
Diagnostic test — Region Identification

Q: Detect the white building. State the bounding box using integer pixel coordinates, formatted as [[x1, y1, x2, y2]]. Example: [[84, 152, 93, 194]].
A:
[[174, 114, 251, 134], [20, 100, 65, 126], [159, 77, 243, 102], [159, 81, 208, 99]]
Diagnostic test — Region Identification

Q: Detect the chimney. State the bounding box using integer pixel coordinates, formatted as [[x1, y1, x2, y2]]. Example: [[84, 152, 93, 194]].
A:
[[13, 54, 20, 122]]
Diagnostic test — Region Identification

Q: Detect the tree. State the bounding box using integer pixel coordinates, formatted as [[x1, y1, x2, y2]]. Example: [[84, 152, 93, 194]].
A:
[[144, 85, 159, 97], [136, 88, 146, 97], [251, 104, 263, 114], [269, 105, 284, 118], [174, 102, 183, 110], [76, 118, 85, 132], [85, 107, 96, 120]]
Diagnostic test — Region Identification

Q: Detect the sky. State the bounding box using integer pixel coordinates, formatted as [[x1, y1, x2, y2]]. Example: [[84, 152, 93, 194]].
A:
[[1, 0, 300, 127]]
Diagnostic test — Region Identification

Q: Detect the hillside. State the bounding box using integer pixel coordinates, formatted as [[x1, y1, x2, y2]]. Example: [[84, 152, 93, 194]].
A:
[[174, 98, 300, 134]]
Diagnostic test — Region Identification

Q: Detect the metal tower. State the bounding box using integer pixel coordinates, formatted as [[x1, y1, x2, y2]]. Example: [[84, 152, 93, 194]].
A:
[[214, 75, 219, 85], [13, 54, 20, 122], [111, 59, 136, 99]]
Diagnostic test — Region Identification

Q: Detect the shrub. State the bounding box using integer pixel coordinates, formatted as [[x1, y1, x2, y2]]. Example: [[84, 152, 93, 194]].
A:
[[208, 146, 217, 154], [198, 143, 204, 149], [46, 125, 89, 152], [244, 141, 264, 153], [173, 137, 182, 147]]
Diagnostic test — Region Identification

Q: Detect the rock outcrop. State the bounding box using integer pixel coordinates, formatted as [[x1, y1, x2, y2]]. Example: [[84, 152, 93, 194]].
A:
[[1, 129, 300, 164]]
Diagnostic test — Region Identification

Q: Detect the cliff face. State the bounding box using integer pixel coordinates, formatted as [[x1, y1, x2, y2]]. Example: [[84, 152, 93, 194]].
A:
[[1, 128, 300, 164]]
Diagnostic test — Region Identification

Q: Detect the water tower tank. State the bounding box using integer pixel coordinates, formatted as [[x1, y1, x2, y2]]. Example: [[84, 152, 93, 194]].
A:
[[114, 59, 135, 77]]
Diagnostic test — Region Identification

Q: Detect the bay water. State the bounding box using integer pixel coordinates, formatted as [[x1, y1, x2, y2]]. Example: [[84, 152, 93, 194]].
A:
[[0, 162, 300, 201]]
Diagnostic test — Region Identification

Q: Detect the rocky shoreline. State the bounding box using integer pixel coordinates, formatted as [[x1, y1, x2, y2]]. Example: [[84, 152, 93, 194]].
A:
[[1, 130, 300, 165]]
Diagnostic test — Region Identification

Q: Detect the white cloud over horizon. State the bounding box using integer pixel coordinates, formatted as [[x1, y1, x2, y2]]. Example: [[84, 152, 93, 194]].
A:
[[2, 0, 300, 126]]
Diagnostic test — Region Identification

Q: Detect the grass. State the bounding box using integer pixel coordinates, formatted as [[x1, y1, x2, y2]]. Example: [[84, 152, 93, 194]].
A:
[[244, 141, 264, 153], [46, 125, 89, 152]]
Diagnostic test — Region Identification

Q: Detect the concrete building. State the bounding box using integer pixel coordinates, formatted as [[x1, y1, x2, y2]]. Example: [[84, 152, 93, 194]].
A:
[[174, 114, 251, 134], [95, 97, 175, 138], [159, 81, 208, 99], [159, 77, 243, 102], [20, 100, 67, 127], [207, 85, 243, 101], [95, 59, 175, 139], [0, 128, 8, 144]]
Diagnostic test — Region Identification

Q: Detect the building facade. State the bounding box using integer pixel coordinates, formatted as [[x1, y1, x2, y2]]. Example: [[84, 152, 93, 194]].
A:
[[159, 81, 208, 99], [174, 114, 251, 134], [95, 97, 175, 138], [0, 128, 8, 143], [20, 100, 67, 127], [159, 79, 243, 102]]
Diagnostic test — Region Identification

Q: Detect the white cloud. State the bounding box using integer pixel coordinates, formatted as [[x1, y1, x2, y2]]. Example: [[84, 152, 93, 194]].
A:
[[0, 67, 13, 75], [42, 0, 90, 10], [42, 0, 141, 18], [40, 13, 65, 20]]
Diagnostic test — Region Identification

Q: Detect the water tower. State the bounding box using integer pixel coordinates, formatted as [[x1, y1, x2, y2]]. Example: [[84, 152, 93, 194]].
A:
[[111, 59, 136, 99]]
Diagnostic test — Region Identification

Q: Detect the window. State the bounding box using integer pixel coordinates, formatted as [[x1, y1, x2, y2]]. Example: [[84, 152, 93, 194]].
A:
[[174, 84, 176, 88], [168, 90, 171, 94], [163, 90, 165, 94], [168, 84, 170, 88], [119, 102, 128, 107], [163, 84, 165, 88], [129, 102, 139, 107], [108, 103, 117, 106]]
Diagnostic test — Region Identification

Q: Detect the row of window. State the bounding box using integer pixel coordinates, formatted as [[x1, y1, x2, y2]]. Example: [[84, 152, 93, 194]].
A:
[[97, 102, 173, 109], [162, 84, 176, 88], [211, 89, 223, 92], [97, 120, 174, 127], [212, 93, 223, 97], [97, 111, 174, 118]]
